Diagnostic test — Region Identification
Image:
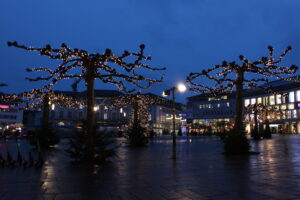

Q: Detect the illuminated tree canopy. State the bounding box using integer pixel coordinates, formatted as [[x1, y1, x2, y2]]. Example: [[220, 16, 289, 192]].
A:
[[7, 41, 165, 91], [187, 46, 299, 132], [8, 41, 165, 160]]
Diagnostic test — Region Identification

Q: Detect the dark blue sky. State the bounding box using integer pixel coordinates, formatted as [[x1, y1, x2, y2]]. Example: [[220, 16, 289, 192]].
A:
[[1, 0, 300, 102]]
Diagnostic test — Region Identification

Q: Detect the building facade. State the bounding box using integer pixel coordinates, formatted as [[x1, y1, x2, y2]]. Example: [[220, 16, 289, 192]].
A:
[[187, 79, 300, 135], [244, 80, 300, 134], [186, 93, 236, 134], [26, 90, 186, 135]]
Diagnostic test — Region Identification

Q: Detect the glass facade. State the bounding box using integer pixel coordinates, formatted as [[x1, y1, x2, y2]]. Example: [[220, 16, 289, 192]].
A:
[[276, 95, 282, 104], [289, 91, 295, 103], [244, 88, 300, 134], [270, 95, 275, 105]]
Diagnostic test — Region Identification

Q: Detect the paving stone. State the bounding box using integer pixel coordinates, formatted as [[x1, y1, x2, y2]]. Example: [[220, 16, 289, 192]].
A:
[[1, 135, 300, 199]]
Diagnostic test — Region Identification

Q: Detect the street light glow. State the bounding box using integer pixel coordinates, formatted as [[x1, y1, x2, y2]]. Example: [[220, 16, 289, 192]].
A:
[[162, 91, 168, 97], [94, 106, 99, 111], [177, 83, 187, 93]]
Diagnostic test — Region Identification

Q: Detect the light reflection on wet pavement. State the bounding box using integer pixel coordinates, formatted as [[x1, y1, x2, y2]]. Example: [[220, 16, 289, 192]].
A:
[[1, 135, 300, 200]]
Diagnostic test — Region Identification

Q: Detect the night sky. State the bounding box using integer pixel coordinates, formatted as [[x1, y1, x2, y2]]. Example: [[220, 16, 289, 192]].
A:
[[1, 0, 300, 102]]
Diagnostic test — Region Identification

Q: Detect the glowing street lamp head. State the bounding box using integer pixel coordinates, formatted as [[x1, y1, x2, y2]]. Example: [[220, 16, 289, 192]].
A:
[[94, 106, 99, 111], [162, 91, 169, 97], [177, 83, 187, 93]]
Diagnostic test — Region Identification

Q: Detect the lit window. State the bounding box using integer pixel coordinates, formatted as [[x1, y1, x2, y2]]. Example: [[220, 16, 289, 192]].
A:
[[282, 111, 286, 119], [270, 96, 275, 105], [245, 99, 250, 107], [227, 102, 230, 107], [251, 98, 256, 105], [289, 91, 295, 103], [288, 104, 294, 109], [217, 104, 220, 108], [104, 113, 108, 120], [297, 90, 300, 101], [293, 110, 297, 118], [257, 97, 262, 104], [277, 114, 281, 120], [281, 105, 287, 110], [282, 94, 287, 103], [287, 110, 292, 119], [276, 95, 282, 104]]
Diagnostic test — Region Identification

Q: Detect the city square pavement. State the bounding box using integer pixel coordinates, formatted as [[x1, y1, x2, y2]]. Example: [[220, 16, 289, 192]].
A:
[[1, 135, 300, 200]]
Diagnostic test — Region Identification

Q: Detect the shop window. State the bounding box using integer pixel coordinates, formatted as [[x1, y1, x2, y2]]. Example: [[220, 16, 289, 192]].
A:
[[276, 94, 282, 104], [282, 111, 286, 119], [281, 105, 287, 110], [270, 95, 275, 105], [297, 110, 300, 118], [289, 91, 295, 103], [257, 97, 262, 104], [287, 110, 292, 119], [297, 90, 300, 101], [292, 110, 297, 118], [251, 98, 256, 105], [244, 99, 250, 107]]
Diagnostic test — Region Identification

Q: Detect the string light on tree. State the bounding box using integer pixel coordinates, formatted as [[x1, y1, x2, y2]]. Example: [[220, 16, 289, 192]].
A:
[[8, 41, 165, 159], [186, 46, 299, 132]]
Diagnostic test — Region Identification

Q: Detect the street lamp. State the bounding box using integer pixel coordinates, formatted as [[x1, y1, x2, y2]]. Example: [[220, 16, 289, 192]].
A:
[[162, 82, 187, 159]]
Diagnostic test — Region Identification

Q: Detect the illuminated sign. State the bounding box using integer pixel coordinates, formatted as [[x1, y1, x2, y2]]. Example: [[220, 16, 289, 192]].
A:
[[0, 105, 10, 109]]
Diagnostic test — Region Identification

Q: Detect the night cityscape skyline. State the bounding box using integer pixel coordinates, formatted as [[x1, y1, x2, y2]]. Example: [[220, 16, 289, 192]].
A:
[[1, 0, 300, 102], [2, 1, 300, 199]]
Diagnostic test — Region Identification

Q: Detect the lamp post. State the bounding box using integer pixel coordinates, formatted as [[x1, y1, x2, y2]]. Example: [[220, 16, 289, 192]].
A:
[[163, 83, 187, 159]]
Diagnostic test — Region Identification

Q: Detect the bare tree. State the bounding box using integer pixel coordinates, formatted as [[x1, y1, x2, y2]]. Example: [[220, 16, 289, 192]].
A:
[[8, 41, 165, 158], [110, 93, 168, 146], [187, 46, 298, 133], [245, 103, 283, 139]]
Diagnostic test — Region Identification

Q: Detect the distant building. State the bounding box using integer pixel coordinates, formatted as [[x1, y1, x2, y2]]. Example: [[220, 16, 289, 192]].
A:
[[28, 90, 186, 135], [187, 78, 300, 135], [186, 93, 236, 134], [244, 79, 300, 134], [147, 94, 186, 135], [0, 105, 23, 127], [48, 90, 125, 129], [0, 94, 23, 132]]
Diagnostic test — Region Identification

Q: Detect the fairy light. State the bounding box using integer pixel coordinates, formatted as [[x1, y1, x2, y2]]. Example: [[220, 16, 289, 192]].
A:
[[245, 103, 283, 122], [7, 41, 166, 92], [0, 89, 85, 111], [109, 93, 173, 132], [186, 46, 299, 95]]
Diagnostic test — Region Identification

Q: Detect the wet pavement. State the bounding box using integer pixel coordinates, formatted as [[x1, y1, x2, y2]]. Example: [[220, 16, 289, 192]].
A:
[[1, 135, 300, 200]]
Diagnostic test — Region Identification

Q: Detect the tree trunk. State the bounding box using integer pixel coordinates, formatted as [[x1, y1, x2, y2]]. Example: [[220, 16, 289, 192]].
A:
[[234, 70, 244, 132], [252, 108, 260, 139], [42, 93, 50, 131], [133, 98, 139, 124], [85, 61, 95, 160]]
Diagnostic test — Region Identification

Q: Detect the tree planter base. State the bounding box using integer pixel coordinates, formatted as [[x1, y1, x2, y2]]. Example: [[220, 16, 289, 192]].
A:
[[222, 151, 260, 155]]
